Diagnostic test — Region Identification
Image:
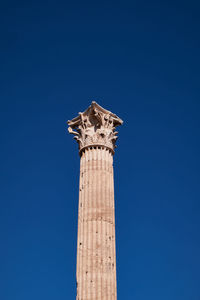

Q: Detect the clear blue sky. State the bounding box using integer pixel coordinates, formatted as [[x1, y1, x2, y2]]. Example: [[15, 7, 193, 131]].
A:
[[0, 1, 200, 299]]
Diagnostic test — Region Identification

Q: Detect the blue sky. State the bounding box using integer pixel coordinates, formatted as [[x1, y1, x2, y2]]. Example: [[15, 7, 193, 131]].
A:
[[0, 0, 200, 299]]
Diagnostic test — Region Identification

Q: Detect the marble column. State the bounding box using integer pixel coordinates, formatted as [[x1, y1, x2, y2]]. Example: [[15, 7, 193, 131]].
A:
[[68, 101, 123, 300]]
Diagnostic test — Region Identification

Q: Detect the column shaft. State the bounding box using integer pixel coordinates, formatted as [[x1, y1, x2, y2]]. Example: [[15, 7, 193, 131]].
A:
[[76, 147, 116, 300]]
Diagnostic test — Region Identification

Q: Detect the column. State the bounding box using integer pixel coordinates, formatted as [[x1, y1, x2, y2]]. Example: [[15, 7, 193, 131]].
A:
[[68, 102, 123, 300]]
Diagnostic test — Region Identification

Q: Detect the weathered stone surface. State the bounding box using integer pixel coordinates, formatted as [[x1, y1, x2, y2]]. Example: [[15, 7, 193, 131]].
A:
[[68, 102, 122, 300]]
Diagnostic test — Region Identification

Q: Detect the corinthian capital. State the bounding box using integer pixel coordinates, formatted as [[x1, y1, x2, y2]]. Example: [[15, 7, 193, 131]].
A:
[[67, 101, 123, 154]]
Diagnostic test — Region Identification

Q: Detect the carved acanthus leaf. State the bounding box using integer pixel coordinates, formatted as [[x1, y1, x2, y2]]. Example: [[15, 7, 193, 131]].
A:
[[67, 101, 123, 153]]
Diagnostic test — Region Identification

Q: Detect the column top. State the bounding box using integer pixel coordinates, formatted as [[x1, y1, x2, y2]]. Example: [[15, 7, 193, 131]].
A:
[[67, 101, 123, 154]]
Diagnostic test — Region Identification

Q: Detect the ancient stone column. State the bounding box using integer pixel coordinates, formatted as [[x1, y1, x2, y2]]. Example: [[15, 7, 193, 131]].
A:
[[68, 101, 123, 300]]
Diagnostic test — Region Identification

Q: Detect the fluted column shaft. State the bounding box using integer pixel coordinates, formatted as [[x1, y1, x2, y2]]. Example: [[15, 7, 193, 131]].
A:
[[76, 146, 117, 300]]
